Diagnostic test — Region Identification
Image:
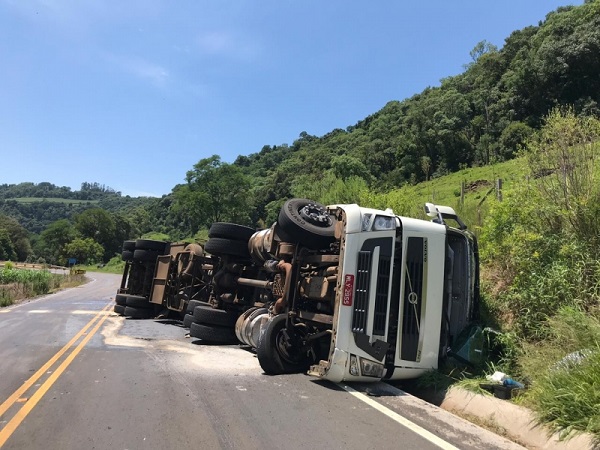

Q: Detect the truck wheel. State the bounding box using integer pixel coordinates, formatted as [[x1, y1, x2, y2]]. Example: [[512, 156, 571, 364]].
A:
[[121, 250, 134, 261], [278, 199, 336, 249], [209, 223, 256, 242], [125, 294, 151, 308], [122, 240, 136, 251], [183, 313, 194, 328], [113, 304, 125, 315], [235, 307, 259, 344], [124, 306, 155, 319], [115, 294, 128, 306], [205, 238, 250, 258], [193, 305, 239, 327], [186, 299, 211, 315], [189, 322, 238, 343], [133, 249, 161, 262], [135, 239, 168, 252], [243, 307, 269, 348], [257, 314, 312, 375]]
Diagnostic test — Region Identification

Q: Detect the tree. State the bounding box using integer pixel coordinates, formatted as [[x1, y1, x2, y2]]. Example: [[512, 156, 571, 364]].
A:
[[331, 155, 372, 182], [36, 219, 78, 264], [0, 214, 31, 261], [469, 40, 499, 63], [173, 155, 253, 232], [72, 207, 135, 261], [0, 228, 16, 261], [500, 122, 534, 158], [63, 238, 104, 265]]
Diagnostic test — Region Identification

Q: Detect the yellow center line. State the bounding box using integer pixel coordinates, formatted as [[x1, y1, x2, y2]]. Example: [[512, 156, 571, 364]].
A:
[[0, 302, 113, 447], [0, 303, 111, 419]]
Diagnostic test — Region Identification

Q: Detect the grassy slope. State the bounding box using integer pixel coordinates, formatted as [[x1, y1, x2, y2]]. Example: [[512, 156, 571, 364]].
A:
[[382, 157, 527, 233]]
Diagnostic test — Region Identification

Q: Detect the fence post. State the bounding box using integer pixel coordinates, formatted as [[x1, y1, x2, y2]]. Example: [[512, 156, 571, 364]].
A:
[[496, 178, 503, 202]]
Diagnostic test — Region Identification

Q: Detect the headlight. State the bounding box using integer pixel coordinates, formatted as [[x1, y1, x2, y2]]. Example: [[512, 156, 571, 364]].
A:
[[361, 213, 373, 231], [373, 215, 395, 231], [349, 354, 385, 378], [359, 357, 385, 378]]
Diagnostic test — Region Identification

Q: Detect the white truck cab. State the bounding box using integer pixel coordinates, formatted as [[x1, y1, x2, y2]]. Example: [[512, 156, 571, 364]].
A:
[[251, 200, 479, 382]]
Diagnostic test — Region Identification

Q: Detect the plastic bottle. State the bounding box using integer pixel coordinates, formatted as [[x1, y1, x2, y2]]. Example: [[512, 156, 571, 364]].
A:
[[502, 378, 524, 389]]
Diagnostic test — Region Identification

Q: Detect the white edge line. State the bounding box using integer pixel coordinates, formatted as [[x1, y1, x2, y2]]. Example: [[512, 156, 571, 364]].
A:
[[339, 383, 460, 450]]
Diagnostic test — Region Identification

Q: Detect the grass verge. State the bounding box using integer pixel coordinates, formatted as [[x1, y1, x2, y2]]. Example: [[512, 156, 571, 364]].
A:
[[0, 268, 87, 307]]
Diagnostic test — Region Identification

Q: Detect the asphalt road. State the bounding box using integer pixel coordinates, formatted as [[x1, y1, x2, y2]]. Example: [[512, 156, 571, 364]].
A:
[[0, 273, 524, 450]]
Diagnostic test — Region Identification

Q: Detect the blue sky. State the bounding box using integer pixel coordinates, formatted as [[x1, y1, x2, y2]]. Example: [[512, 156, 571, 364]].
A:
[[0, 0, 582, 197]]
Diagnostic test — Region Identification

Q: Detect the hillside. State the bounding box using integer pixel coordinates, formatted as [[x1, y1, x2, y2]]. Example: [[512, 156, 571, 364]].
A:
[[168, 1, 600, 234]]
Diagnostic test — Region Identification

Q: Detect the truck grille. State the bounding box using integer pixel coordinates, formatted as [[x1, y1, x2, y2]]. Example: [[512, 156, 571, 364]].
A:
[[400, 237, 424, 362], [352, 251, 371, 333], [373, 256, 390, 335], [352, 238, 393, 335]]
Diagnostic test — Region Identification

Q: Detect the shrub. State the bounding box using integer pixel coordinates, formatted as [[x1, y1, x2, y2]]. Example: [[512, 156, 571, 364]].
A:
[[530, 345, 600, 439]]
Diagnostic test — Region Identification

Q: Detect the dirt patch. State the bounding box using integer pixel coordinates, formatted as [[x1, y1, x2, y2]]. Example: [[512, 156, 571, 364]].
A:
[[465, 180, 492, 192]]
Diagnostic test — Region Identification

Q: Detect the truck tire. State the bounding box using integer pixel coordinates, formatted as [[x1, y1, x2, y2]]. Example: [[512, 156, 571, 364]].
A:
[[209, 223, 256, 242], [205, 238, 250, 258], [257, 314, 312, 375], [193, 305, 239, 327], [135, 239, 168, 252], [124, 306, 155, 319], [278, 199, 336, 249], [121, 250, 134, 261], [133, 249, 161, 262], [183, 313, 194, 328], [115, 294, 128, 306], [122, 240, 136, 251], [189, 322, 238, 343], [125, 294, 152, 308], [113, 304, 125, 315], [185, 299, 210, 315]]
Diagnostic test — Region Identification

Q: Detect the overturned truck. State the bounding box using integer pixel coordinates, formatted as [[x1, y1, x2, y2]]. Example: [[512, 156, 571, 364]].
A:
[[117, 199, 479, 382]]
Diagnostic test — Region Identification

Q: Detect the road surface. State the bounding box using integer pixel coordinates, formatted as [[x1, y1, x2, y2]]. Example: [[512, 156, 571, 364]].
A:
[[0, 273, 523, 450]]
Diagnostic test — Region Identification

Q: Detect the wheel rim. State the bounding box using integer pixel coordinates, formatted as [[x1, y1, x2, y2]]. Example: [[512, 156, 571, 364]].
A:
[[299, 203, 332, 227], [275, 326, 305, 365]]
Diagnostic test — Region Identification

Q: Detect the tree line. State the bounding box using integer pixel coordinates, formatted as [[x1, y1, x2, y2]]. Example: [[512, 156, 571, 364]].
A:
[[0, 181, 121, 201]]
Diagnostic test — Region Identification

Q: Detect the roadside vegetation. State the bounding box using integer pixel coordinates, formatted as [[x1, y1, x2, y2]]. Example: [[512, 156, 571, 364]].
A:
[[0, 263, 86, 307], [476, 109, 600, 440]]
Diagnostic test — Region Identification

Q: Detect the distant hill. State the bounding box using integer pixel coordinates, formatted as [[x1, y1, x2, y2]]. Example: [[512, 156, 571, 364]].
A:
[[0, 182, 157, 234]]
